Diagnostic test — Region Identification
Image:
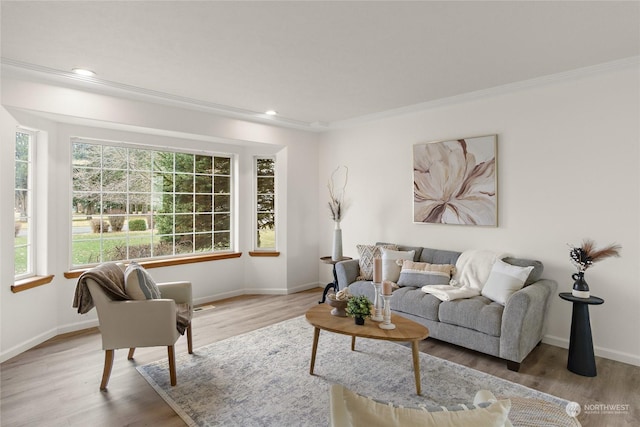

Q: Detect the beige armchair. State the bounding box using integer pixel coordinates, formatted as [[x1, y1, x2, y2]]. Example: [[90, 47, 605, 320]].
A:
[[86, 275, 193, 390]]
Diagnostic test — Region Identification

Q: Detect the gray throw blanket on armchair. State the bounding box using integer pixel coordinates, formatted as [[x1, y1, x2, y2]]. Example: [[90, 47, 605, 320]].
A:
[[73, 262, 190, 335], [73, 262, 129, 314]]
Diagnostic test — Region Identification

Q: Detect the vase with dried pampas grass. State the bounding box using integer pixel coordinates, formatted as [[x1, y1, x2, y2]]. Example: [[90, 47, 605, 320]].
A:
[[568, 239, 621, 298], [328, 166, 348, 261]]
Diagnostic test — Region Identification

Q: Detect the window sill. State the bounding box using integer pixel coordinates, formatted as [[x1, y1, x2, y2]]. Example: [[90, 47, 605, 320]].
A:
[[249, 251, 280, 257], [12, 275, 55, 293], [63, 252, 243, 279]]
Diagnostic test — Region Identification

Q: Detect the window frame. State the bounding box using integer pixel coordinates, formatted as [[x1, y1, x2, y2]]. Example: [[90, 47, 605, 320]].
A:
[[14, 129, 36, 280], [253, 156, 277, 252], [70, 138, 236, 269]]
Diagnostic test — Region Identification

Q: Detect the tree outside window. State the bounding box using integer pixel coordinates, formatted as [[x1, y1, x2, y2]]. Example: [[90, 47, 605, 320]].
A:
[[71, 139, 233, 267], [256, 157, 275, 250]]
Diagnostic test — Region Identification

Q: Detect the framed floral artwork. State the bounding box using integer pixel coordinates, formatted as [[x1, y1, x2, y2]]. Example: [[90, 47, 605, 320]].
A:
[[413, 135, 497, 226]]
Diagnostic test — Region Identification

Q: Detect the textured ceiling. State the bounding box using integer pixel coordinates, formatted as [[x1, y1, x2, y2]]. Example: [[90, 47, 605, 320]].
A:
[[2, 1, 639, 126]]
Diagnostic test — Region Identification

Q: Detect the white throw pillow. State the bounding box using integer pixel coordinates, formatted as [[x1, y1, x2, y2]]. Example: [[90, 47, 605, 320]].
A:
[[481, 259, 534, 305], [381, 248, 415, 282], [329, 384, 511, 427], [124, 262, 161, 300]]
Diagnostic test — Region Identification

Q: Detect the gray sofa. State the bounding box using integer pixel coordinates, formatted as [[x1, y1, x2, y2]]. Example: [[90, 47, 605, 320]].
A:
[[335, 244, 557, 371]]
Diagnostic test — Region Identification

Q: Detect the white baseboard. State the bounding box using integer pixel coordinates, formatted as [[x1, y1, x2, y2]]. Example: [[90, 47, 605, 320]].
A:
[[543, 334, 640, 367]]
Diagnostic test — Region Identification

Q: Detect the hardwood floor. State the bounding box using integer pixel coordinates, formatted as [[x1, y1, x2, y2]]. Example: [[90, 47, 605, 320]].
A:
[[1, 288, 638, 426]]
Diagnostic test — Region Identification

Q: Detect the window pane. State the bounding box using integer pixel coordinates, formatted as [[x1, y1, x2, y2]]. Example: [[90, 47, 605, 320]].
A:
[[72, 239, 103, 265], [214, 176, 230, 193], [195, 175, 212, 193], [72, 143, 101, 167], [214, 157, 231, 175], [257, 158, 274, 176], [153, 151, 174, 172], [257, 229, 275, 249], [257, 194, 274, 212], [15, 162, 28, 190], [195, 214, 212, 232], [175, 194, 194, 212], [103, 169, 127, 192], [214, 195, 230, 212], [195, 155, 212, 174], [14, 245, 28, 275], [129, 171, 151, 192], [73, 168, 101, 191], [214, 232, 231, 250], [195, 195, 212, 213], [15, 133, 30, 161], [175, 153, 194, 173], [129, 148, 152, 171], [175, 174, 194, 193], [195, 233, 212, 252], [103, 146, 127, 169], [103, 193, 127, 213], [214, 213, 230, 230], [175, 214, 193, 233]]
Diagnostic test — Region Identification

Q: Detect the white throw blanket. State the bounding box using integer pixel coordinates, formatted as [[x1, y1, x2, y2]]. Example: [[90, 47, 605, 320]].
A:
[[421, 249, 510, 301], [452, 249, 510, 290], [420, 284, 480, 301]]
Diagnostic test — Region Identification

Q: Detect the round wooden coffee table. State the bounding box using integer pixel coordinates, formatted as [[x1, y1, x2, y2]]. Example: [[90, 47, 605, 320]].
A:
[[305, 304, 429, 395]]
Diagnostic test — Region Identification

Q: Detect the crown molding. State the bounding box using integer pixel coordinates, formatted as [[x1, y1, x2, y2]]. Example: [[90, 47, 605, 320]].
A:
[[328, 56, 640, 130], [3, 56, 638, 133], [1, 58, 327, 132]]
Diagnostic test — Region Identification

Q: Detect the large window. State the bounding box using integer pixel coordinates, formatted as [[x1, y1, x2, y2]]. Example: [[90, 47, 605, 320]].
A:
[[71, 139, 233, 267], [14, 130, 35, 279], [255, 157, 275, 250]]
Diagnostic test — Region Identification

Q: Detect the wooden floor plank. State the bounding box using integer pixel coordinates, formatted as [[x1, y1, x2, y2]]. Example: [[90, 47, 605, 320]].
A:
[[1, 288, 637, 426]]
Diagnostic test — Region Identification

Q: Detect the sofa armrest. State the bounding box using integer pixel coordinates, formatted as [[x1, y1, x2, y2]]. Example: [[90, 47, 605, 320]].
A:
[[157, 281, 192, 306], [499, 279, 557, 363], [336, 259, 360, 290]]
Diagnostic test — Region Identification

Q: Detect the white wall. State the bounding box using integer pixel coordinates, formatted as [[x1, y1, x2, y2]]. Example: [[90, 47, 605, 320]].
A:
[[0, 77, 319, 362], [318, 64, 640, 366]]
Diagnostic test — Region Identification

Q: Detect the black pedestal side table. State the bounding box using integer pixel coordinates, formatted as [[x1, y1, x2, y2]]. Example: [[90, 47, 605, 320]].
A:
[[559, 292, 604, 377], [318, 256, 352, 304]]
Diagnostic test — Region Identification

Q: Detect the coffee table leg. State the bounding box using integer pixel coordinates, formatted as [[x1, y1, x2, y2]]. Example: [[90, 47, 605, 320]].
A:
[[411, 341, 422, 395], [310, 327, 320, 375], [351, 336, 356, 351]]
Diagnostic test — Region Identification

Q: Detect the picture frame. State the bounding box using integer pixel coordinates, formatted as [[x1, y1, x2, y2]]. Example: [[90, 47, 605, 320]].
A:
[[413, 134, 497, 226]]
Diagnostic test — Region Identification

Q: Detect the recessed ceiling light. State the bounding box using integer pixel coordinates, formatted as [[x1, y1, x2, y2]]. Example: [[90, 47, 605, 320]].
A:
[[72, 68, 96, 77], [265, 110, 278, 116]]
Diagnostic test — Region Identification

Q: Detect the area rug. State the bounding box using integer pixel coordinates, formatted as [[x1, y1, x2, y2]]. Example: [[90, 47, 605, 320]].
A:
[[137, 316, 569, 426]]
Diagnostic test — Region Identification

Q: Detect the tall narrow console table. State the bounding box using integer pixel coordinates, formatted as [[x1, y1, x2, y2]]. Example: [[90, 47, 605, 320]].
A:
[[559, 292, 604, 377]]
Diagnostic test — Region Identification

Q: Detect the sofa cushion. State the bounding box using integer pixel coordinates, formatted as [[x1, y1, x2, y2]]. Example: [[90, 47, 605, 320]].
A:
[[377, 242, 423, 261], [481, 259, 534, 305], [397, 260, 454, 287], [381, 248, 415, 282], [391, 287, 442, 322], [438, 296, 504, 337], [502, 257, 544, 285], [356, 244, 398, 281]]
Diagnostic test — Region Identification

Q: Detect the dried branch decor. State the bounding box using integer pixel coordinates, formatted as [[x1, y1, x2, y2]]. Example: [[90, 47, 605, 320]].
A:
[[328, 166, 348, 222]]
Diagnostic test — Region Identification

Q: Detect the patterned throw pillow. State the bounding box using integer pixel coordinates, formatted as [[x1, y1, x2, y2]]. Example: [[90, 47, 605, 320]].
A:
[[356, 244, 398, 281], [124, 262, 161, 300], [397, 260, 455, 287]]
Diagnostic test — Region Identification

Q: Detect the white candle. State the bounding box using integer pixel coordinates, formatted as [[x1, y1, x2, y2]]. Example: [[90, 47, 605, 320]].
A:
[[382, 280, 393, 295], [373, 257, 382, 283]]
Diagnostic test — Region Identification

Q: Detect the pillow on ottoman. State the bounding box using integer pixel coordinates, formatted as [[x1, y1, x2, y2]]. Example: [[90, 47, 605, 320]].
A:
[[330, 384, 512, 427], [124, 262, 161, 300]]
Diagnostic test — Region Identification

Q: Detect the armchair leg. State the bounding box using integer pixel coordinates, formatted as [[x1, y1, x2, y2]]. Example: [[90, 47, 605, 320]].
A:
[[168, 345, 177, 386], [128, 348, 136, 360], [100, 349, 115, 391], [187, 324, 193, 354]]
